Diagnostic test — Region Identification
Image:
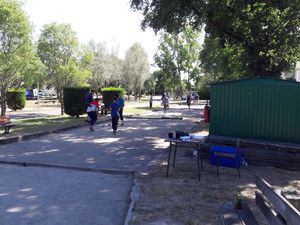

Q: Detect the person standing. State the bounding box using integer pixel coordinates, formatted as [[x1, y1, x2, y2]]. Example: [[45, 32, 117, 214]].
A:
[[86, 98, 99, 131], [117, 94, 125, 126], [162, 93, 169, 113], [110, 96, 119, 135], [149, 93, 153, 108], [187, 92, 192, 111]]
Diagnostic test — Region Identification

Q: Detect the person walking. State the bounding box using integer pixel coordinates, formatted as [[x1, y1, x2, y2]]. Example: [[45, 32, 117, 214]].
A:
[[86, 90, 95, 103], [110, 96, 119, 135], [186, 92, 192, 111], [149, 93, 153, 108], [162, 93, 169, 113], [86, 98, 99, 131], [117, 94, 125, 126]]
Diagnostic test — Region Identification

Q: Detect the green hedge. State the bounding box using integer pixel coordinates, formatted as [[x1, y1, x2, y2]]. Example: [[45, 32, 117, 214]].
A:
[[101, 87, 125, 109], [63, 87, 90, 117], [7, 89, 26, 111]]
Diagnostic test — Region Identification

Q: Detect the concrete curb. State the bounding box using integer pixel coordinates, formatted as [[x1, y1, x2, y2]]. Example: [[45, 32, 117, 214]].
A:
[[0, 160, 134, 176], [124, 150, 169, 225], [0, 117, 111, 145], [127, 116, 183, 120], [123, 172, 140, 225]]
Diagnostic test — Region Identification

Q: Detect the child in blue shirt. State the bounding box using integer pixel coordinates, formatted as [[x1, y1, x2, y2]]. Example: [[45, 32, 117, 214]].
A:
[[110, 96, 119, 134], [117, 94, 125, 126]]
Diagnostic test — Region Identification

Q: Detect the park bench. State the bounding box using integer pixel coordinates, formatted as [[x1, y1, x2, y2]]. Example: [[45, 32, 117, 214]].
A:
[[0, 116, 15, 134], [219, 175, 300, 225]]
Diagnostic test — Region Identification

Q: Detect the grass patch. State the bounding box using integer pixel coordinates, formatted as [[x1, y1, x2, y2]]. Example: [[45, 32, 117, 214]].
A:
[[124, 107, 149, 115], [6, 115, 86, 136]]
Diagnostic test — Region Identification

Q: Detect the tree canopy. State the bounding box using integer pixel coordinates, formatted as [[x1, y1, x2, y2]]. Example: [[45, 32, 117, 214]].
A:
[[37, 23, 86, 114], [123, 42, 150, 99], [131, 0, 300, 78], [0, 0, 42, 115], [154, 26, 202, 94]]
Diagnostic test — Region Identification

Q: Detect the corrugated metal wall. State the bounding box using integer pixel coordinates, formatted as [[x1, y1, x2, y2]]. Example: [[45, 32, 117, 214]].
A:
[[210, 78, 300, 144]]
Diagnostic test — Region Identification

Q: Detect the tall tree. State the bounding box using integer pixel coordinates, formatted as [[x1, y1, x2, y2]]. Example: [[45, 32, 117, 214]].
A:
[[123, 42, 150, 100], [88, 41, 124, 91], [131, 0, 300, 78], [37, 23, 83, 115], [88, 41, 109, 91], [154, 26, 201, 96], [0, 0, 41, 115]]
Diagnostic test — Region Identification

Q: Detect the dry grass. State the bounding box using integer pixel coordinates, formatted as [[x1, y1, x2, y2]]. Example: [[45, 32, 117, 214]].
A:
[[130, 146, 300, 225]]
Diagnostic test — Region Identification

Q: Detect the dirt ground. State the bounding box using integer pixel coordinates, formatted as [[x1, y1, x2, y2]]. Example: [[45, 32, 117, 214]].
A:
[[129, 145, 300, 225]]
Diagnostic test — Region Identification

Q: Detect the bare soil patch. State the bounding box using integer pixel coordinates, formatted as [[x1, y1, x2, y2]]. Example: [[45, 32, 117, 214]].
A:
[[129, 146, 300, 225]]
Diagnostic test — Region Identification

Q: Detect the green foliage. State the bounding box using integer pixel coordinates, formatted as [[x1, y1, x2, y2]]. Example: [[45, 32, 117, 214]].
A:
[[143, 76, 156, 94], [195, 77, 210, 100], [0, 0, 37, 115], [101, 87, 125, 109], [200, 37, 247, 81], [154, 26, 202, 95], [123, 42, 150, 98], [7, 89, 26, 111], [131, 0, 300, 78], [63, 87, 90, 117]]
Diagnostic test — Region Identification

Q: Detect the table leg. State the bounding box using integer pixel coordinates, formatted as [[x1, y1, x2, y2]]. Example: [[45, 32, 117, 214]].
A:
[[172, 142, 177, 168], [197, 144, 201, 181], [200, 144, 203, 170], [166, 142, 173, 177]]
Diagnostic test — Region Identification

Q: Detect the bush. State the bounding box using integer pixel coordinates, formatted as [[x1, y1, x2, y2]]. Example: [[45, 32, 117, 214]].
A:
[[195, 76, 211, 100], [197, 84, 210, 100], [63, 87, 90, 117], [101, 87, 125, 109], [7, 89, 26, 111]]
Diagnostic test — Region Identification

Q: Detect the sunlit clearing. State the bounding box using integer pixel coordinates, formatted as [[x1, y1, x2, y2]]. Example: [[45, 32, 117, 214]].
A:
[[64, 138, 87, 143], [137, 156, 146, 161], [26, 196, 38, 200], [142, 127, 157, 130], [140, 172, 149, 176], [0, 192, 10, 197], [7, 207, 24, 213], [115, 151, 127, 155], [152, 139, 169, 149], [98, 189, 109, 193], [94, 138, 121, 144], [23, 149, 59, 156], [86, 157, 96, 163], [18, 188, 32, 192]]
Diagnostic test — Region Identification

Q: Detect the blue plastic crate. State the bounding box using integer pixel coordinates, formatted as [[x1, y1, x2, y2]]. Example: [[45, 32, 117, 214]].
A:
[[210, 146, 243, 168]]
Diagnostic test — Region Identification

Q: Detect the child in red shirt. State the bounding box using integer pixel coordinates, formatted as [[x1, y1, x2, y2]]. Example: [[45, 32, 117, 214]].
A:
[[87, 98, 100, 131]]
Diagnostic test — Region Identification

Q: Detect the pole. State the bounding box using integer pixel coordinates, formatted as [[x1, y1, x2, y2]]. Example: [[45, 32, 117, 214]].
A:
[[37, 80, 40, 109]]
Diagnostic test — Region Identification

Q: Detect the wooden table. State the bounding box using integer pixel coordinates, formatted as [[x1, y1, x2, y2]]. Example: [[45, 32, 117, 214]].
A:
[[164, 136, 207, 180]]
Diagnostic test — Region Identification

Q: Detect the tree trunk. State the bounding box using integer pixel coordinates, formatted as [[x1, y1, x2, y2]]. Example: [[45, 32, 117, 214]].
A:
[[0, 89, 7, 116], [60, 103, 64, 115], [57, 89, 64, 115]]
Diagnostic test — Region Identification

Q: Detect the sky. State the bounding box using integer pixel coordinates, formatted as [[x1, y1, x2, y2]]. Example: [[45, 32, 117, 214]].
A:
[[22, 0, 160, 68]]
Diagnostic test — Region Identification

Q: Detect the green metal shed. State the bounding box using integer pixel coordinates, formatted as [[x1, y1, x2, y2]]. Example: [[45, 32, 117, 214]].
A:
[[209, 78, 300, 144]]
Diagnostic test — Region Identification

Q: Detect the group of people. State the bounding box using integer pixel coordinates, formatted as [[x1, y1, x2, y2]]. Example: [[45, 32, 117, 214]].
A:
[[86, 90, 124, 135], [150, 92, 195, 112]]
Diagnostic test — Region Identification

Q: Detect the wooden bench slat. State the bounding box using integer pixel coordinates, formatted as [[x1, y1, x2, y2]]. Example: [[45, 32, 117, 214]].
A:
[[256, 175, 300, 225], [256, 192, 286, 225], [219, 202, 244, 225]]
